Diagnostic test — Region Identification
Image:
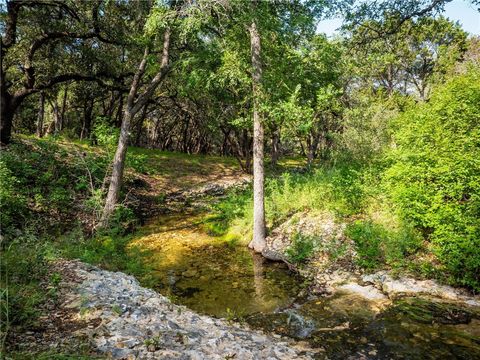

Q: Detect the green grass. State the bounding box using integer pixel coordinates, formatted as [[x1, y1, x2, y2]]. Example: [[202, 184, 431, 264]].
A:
[[210, 160, 374, 235], [209, 160, 434, 278]]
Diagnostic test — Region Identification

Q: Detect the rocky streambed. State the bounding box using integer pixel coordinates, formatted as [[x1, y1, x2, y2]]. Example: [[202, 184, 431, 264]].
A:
[[12, 208, 480, 360], [127, 210, 480, 359], [23, 260, 316, 359], [14, 184, 480, 359]]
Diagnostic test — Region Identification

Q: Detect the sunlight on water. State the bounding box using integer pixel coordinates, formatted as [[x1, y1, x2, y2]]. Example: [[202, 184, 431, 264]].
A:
[[132, 212, 480, 359], [131, 212, 302, 317]]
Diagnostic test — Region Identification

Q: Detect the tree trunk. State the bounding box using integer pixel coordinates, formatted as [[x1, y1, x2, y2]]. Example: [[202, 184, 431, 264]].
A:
[[0, 38, 13, 145], [81, 98, 94, 140], [134, 103, 148, 147], [248, 19, 266, 253], [51, 98, 61, 134], [182, 114, 190, 153], [102, 28, 171, 223], [59, 84, 68, 131], [0, 96, 14, 145], [102, 109, 133, 218], [36, 91, 45, 137], [271, 129, 280, 167]]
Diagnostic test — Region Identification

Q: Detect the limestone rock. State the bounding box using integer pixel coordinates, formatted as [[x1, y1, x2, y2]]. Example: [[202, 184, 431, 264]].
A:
[[55, 261, 316, 359]]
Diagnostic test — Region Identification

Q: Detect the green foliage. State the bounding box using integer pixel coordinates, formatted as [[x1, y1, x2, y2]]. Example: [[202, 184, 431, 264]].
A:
[[385, 68, 480, 289], [349, 16, 467, 99], [285, 233, 316, 264], [0, 138, 153, 355], [93, 117, 120, 148], [0, 232, 51, 340], [105, 205, 138, 237], [345, 221, 384, 269], [0, 159, 26, 235], [0, 138, 109, 241], [345, 220, 422, 270], [338, 90, 405, 162]]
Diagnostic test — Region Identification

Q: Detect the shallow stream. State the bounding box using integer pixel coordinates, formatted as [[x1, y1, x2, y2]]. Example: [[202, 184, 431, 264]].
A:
[[132, 212, 480, 359]]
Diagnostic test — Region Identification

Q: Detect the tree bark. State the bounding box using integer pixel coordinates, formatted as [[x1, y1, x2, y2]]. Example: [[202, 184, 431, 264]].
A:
[[102, 28, 171, 222], [81, 98, 94, 140], [134, 103, 148, 147], [248, 19, 266, 253], [46, 97, 61, 135], [0, 97, 14, 145], [271, 129, 280, 167], [36, 91, 45, 137], [59, 84, 68, 131]]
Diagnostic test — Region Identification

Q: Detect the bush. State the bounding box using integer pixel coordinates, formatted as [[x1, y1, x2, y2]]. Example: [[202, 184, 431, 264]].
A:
[[92, 117, 119, 148], [385, 68, 480, 290], [0, 160, 27, 235], [285, 232, 316, 264], [345, 220, 423, 270], [0, 139, 109, 241], [345, 221, 384, 269]]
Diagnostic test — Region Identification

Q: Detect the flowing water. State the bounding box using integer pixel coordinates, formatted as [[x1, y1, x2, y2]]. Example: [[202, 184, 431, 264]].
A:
[[132, 212, 480, 359]]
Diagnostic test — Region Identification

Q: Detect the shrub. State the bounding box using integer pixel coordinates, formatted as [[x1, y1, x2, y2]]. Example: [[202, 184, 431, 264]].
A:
[[92, 117, 119, 148], [285, 232, 316, 264], [0, 160, 26, 236], [385, 68, 480, 290], [346, 220, 423, 271], [345, 221, 384, 270]]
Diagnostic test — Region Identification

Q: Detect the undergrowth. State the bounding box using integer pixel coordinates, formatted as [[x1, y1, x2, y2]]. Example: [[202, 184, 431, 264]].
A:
[[0, 137, 152, 356]]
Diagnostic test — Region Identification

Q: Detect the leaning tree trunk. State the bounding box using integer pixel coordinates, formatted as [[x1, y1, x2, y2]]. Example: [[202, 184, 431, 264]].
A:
[[248, 19, 266, 253], [102, 28, 171, 223], [102, 110, 133, 218]]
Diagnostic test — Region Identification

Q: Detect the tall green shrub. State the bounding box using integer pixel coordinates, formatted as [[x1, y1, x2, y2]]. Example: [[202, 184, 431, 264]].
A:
[[385, 68, 480, 290]]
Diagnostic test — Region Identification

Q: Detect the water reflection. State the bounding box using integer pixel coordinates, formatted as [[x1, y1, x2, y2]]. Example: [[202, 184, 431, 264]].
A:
[[131, 212, 302, 317], [131, 212, 480, 359]]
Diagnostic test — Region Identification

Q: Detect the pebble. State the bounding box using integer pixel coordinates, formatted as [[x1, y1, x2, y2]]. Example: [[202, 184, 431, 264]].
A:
[[61, 261, 315, 359]]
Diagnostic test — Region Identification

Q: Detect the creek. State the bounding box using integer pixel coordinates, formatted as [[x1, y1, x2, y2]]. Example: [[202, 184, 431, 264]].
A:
[[131, 212, 480, 359]]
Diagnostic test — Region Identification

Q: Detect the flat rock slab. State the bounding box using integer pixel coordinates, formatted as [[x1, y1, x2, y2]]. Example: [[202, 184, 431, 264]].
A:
[[337, 283, 389, 302], [362, 271, 480, 305], [60, 260, 315, 359]]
